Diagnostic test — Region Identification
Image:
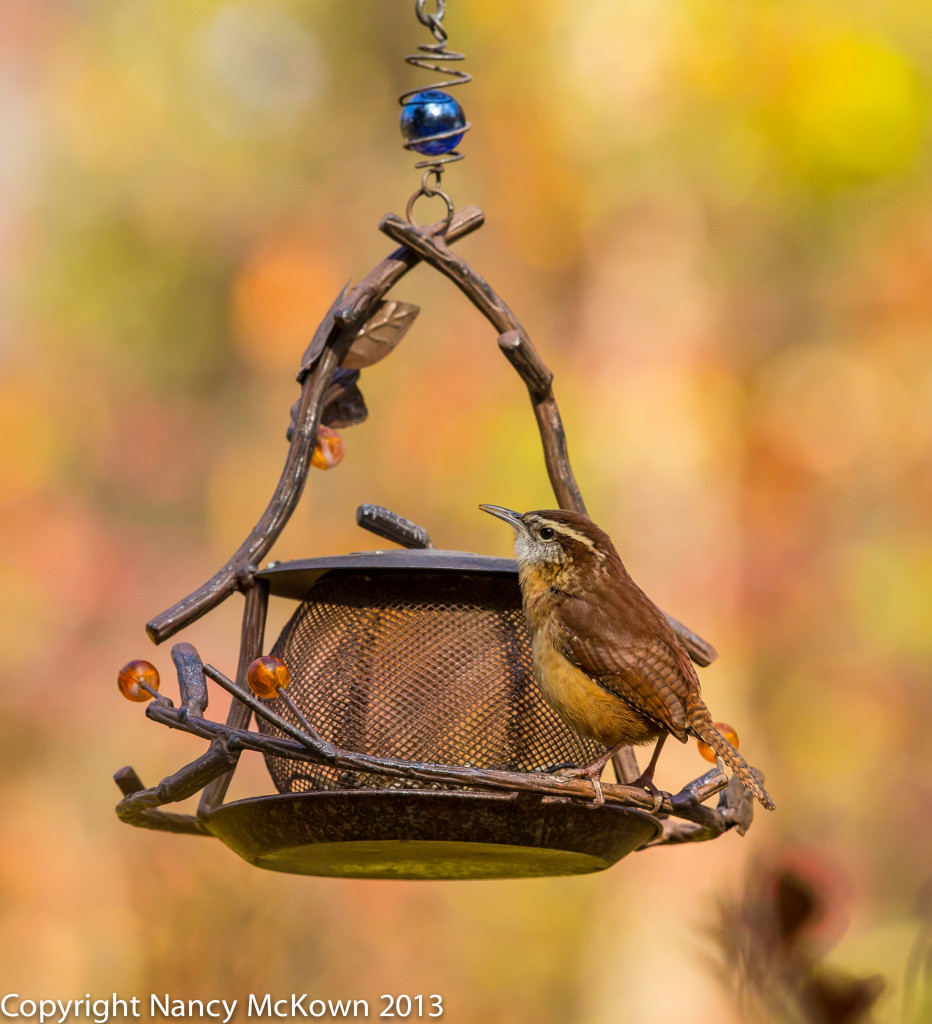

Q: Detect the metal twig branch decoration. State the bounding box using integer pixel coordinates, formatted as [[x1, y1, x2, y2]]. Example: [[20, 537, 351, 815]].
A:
[[114, 1, 765, 879]]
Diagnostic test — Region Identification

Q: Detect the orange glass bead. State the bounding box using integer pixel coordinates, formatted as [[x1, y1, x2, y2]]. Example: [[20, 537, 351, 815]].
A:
[[311, 425, 345, 470], [697, 722, 739, 763], [118, 659, 160, 702], [247, 655, 291, 699]]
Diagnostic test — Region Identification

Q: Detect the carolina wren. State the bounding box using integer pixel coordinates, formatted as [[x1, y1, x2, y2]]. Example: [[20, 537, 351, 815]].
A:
[[480, 504, 775, 811]]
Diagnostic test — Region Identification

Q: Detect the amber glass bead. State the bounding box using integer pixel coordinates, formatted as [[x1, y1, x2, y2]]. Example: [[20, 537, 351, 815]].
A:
[[247, 656, 291, 699], [311, 426, 345, 470], [118, 659, 160, 702], [697, 722, 739, 763]]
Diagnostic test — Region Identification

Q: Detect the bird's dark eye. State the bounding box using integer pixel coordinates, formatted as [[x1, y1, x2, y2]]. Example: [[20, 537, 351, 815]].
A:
[[539, 527, 555, 540]]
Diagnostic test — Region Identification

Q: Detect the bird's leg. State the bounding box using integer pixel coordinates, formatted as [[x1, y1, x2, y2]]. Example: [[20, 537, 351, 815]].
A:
[[553, 741, 632, 808], [629, 733, 668, 796]]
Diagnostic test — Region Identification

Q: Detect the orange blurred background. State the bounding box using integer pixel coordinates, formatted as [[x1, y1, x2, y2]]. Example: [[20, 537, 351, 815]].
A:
[[1, 1, 930, 1022]]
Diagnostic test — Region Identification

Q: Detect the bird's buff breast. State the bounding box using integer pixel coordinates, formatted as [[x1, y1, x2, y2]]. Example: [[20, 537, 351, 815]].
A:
[[530, 629, 658, 749]]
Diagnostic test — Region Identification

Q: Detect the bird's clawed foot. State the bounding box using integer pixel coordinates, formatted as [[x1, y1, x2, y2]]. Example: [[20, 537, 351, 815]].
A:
[[624, 734, 668, 812], [628, 772, 664, 813], [551, 762, 609, 808]]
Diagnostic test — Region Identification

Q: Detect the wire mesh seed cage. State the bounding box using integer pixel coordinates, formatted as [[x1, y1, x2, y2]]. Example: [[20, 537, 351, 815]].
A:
[[260, 559, 603, 794]]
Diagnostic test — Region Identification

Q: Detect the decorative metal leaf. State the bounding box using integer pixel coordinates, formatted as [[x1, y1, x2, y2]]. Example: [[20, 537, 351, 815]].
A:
[[322, 377, 368, 429], [287, 368, 368, 440], [343, 300, 419, 370]]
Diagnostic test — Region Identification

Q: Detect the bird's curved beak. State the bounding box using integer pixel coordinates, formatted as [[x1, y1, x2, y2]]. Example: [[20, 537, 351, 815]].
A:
[[479, 504, 525, 530]]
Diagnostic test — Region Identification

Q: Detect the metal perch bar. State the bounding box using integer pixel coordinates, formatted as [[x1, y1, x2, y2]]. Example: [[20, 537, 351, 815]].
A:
[[356, 503, 434, 549], [496, 329, 587, 518], [114, 742, 240, 835], [171, 642, 208, 719], [158, 694, 726, 823], [497, 329, 553, 401], [190, 659, 731, 829], [138, 689, 735, 841], [115, 643, 745, 844]]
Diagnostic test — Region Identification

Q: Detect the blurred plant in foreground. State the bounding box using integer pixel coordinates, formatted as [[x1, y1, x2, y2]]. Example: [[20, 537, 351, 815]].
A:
[[710, 852, 885, 1024]]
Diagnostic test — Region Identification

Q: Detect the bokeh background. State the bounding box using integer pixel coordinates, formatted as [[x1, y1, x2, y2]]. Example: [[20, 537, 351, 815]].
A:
[[2, 1, 931, 1021]]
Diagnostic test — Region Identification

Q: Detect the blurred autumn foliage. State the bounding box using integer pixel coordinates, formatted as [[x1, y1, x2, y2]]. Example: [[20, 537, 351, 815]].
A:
[[1, 2, 931, 1022]]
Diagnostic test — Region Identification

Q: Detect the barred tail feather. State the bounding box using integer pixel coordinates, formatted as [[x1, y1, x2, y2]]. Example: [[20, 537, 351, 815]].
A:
[[687, 694, 776, 811]]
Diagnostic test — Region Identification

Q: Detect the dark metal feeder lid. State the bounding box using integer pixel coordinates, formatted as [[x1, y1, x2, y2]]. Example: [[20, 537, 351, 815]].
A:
[[257, 549, 518, 600], [200, 790, 662, 880]]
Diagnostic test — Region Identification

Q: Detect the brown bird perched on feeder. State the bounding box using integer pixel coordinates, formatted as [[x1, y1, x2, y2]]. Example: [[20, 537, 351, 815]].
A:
[[480, 505, 775, 811]]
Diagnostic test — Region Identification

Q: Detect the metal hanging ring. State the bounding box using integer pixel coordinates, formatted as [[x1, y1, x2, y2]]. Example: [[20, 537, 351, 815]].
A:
[[405, 184, 455, 235], [420, 168, 444, 192], [416, 0, 445, 20], [415, 0, 447, 42]]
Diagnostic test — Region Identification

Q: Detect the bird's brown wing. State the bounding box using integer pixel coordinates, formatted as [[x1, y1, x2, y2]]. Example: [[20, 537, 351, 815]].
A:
[[551, 594, 693, 740]]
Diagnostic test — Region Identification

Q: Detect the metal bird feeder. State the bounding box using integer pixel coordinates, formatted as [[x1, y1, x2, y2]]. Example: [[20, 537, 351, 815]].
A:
[[114, 2, 760, 879]]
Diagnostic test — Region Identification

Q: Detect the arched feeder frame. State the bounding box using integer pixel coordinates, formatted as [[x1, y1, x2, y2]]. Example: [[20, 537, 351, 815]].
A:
[[114, 206, 760, 880]]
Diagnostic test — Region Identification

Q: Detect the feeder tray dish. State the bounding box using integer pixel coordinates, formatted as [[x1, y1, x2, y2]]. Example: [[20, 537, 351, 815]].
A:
[[200, 790, 662, 880]]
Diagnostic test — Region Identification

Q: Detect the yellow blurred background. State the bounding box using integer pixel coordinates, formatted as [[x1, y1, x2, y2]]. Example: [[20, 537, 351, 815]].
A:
[[1, 1, 931, 1021]]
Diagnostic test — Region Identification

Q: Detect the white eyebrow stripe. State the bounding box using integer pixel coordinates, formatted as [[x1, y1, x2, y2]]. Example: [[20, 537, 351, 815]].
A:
[[534, 519, 606, 558]]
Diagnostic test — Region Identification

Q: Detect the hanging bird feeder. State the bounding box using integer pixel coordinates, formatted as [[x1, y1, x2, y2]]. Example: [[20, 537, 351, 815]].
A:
[[114, 1, 763, 879]]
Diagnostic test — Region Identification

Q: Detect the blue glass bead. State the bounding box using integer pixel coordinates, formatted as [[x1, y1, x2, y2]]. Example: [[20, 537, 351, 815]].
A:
[[400, 89, 466, 156]]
